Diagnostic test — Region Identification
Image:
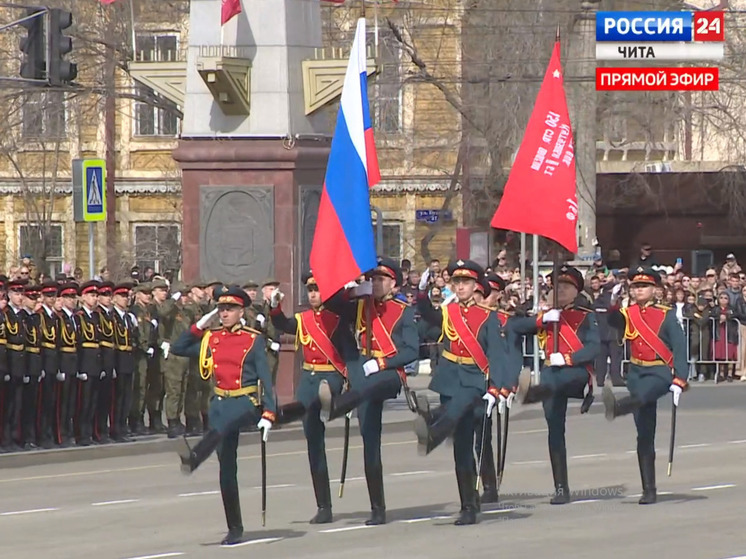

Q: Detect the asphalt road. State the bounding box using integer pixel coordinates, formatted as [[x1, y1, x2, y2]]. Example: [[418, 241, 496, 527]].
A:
[[1, 383, 746, 559]]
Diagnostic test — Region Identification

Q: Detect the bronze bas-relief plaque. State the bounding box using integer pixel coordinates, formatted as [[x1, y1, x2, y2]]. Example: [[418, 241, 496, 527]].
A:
[[200, 186, 274, 284]]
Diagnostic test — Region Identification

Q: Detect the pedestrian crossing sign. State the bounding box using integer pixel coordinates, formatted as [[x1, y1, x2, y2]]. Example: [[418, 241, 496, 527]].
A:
[[82, 159, 106, 222]]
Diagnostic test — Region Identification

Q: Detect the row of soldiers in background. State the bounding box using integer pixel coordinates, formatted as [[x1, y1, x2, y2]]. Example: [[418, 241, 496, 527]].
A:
[[0, 274, 284, 452]]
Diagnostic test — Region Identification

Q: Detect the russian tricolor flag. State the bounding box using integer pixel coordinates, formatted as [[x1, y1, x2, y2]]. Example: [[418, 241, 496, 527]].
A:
[[311, 18, 380, 301]]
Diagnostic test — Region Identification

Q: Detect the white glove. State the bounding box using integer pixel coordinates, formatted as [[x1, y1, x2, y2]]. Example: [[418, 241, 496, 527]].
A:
[[161, 341, 170, 359], [506, 391, 515, 409], [112, 369, 117, 380], [549, 352, 566, 367], [147, 348, 155, 357], [37, 375, 43, 383], [363, 359, 380, 376], [498, 394, 507, 415], [196, 308, 218, 330], [77, 372, 88, 381], [150, 318, 158, 328], [240, 317, 246, 326], [443, 293, 458, 306], [40, 370, 46, 380], [257, 418, 272, 442], [99, 371, 106, 380], [352, 280, 373, 297], [56, 371, 65, 382], [128, 312, 138, 326], [23, 376, 30, 384], [256, 314, 266, 327], [269, 289, 284, 309], [171, 292, 181, 301], [670, 384, 682, 407], [542, 309, 561, 323], [482, 392, 496, 417], [270, 341, 280, 352], [418, 269, 430, 291], [3, 374, 9, 382], [344, 281, 358, 289]]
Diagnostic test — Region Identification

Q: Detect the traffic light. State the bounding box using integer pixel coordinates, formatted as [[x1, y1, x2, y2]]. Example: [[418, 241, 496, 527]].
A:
[[19, 7, 45, 81], [49, 8, 77, 85]]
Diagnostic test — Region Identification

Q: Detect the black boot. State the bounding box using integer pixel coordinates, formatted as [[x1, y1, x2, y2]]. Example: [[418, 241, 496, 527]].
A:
[[516, 367, 553, 404], [319, 380, 361, 422], [454, 470, 478, 525], [167, 419, 185, 439], [184, 416, 202, 437], [480, 449, 499, 504], [178, 430, 222, 474], [603, 385, 641, 421], [364, 464, 386, 525], [277, 402, 307, 426], [150, 413, 166, 434], [414, 413, 457, 455], [638, 451, 657, 505], [549, 450, 570, 504], [220, 487, 244, 545], [309, 469, 333, 524]]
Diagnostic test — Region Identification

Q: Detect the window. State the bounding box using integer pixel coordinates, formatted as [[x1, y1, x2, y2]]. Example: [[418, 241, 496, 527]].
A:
[[134, 84, 179, 136], [136, 34, 178, 62], [19, 224, 63, 276], [372, 222, 402, 262], [22, 91, 66, 139], [134, 224, 181, 275], [134, 34, 180, 137], [369, 30, 403, 134]]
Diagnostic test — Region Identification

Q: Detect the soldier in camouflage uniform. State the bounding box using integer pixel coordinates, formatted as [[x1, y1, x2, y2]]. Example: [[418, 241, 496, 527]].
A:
[[158, 281, 193, 438], [146, 278, 169, 434], [128, 283, 157, 436], [183, 282, 211, 435]]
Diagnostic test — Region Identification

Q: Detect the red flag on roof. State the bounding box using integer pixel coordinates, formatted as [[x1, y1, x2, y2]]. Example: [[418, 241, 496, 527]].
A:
[[490, 41, 578, 253], [222, 0, 242, 25]]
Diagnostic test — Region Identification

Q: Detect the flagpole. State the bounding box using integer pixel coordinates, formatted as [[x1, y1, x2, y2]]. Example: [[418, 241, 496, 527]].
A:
[[532, 234, 540, 383], [374, 1, 379, 57], [520, 232, 526, 302], [129, 0, 136, 60]]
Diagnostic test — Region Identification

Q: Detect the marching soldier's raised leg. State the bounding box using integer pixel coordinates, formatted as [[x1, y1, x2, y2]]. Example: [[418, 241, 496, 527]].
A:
[[605, 267, 689, 505]]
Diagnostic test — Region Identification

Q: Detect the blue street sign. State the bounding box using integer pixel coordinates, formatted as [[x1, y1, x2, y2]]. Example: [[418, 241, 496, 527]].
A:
[[82, 159, 106, 222]]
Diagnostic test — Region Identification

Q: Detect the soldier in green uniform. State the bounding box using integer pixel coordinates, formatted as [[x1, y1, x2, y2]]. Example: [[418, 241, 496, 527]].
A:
[[511, 265, 600, 505], [128, 282, 157, 436], [146, 278, 168, 434], [159, 281, 192, 438], [413, 260, 508, 525], [604, 266, 689, 505], [183, 282, 211, 435], [172, 286, 276, 546], [269, 271, 361, 524], [318, 258, 419, 526], [241, 281, 259, 326]]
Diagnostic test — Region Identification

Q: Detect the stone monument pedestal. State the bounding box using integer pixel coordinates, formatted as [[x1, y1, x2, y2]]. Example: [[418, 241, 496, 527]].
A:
[[173, 137, 330, 402]]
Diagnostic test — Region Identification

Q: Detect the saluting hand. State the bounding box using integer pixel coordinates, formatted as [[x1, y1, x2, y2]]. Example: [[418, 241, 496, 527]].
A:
[[542, 309, 561, 323]]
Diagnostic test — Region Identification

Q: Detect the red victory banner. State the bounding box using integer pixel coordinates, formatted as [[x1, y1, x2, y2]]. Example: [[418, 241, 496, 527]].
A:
[[490, 41, 578, 254]]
